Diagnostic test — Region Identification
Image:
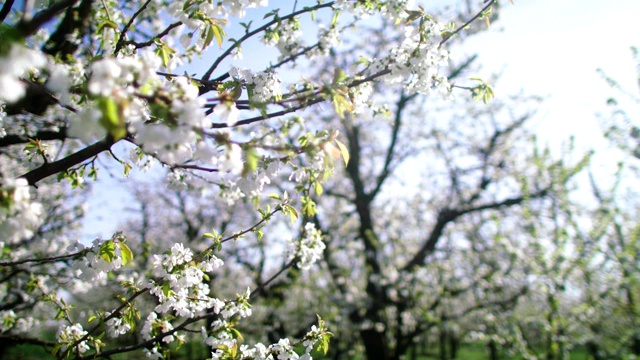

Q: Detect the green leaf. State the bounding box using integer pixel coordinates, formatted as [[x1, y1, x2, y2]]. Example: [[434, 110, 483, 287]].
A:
[[99, 240, 116, 262], [155, 44, 169, 68], [404, 9, 424, 24], [302, 196, 317, 217], [118, 242, 134, 266], [334, 139, 350, 166], [331, 90, 354, 119], [283, 204, 299, 223], [242, 147, 259, 177], [207, 23, 226, 48], [97, 97, 126, 140], [331, 11, 340, 26], [318, 333, 333, 355], [0, 24, 23, 55], [313, 182, 323, 196], [228, 327, 244, 341], [96, 19, 119, 34], [203, 26, 215, 48], [332, 69, 347, 84], [162, 282, 172, 297], [123, 162, 132, 178], [263, 9, 279, 19]]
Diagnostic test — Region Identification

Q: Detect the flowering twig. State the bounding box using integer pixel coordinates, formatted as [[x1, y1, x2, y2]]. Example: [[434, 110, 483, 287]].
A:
[[201, 1, 335, 81], [439, 0, 496, 47], [115, 0, 154, 54], [0, 249, 89, 267], [19, 136, 116, 186], [250, 259, 296, 300], [120, 21, 182, 49]]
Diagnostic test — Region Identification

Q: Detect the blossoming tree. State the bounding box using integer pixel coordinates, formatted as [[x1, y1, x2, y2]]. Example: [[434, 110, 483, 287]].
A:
[[0, 0, 503, 358]]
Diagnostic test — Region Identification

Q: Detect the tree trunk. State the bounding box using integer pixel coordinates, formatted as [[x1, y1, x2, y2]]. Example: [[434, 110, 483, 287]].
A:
[[361, 328, 391, 360], [439, 327, 448, 360], [631, 335, 640, 355], [409, 343, 417, 360], [585, 341, 605, 360], [487, 338, 499, 360], [450, 333, 459, 359]]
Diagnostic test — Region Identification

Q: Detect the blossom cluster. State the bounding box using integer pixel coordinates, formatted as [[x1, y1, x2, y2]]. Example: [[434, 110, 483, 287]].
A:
[[149, 243, 225, 317], [237, 160, 281, 198], [69, 238, 127, 287], [261, 18, 304, 58], [0, 177, 43, 246], [105, 312, 132, 338], [0, 310, 37, 334], [374, 21, 451, 96], [141, 311, 183, 359], [288, 223, 326, 270], [56, 323, 92, 355], [336, 0, 416, 22], [204, 321, 326, 360], [229, 67, 282, 103], [313, 24, 342, 57], [0, 44, 46, 104]]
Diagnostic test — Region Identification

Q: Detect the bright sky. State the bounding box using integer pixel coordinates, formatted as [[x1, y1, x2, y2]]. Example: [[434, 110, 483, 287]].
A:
[[81, 0, 640, 240], [458, 0, 639, 153]]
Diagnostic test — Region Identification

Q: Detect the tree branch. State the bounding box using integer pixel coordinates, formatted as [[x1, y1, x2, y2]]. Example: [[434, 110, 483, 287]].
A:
[[0, 334, 56, 348], [201, 1, 335, 82], [16, 0, 77, 37], [19, 137, 116, 186], [114, 0, 154, 54], [0, 0, 15, 23], [368, 90, 408, 200], [403, 187, 549, 272], [0, 129, 68, 148], [440, 0, 496, 47], [41, 0, 93, 58]]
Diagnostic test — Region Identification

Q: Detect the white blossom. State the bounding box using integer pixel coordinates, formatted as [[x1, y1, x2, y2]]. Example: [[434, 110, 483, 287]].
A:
[[106, 314, 132, 338], [218, 143, 243, 174], [87, 58, 122, 96], [213, 102, 240, 126], [0, 44, 46, 103], [0, 177, 43, 245], [57, 324, 90, 354], [287, 223, 325, 270]]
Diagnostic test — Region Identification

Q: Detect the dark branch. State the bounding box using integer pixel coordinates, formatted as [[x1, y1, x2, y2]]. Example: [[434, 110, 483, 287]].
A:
[[0, 0, 15, 23], [16, 0, 77, 37], [114, 0, 154, 54], [368, 91, 408, 200], [19, 137, 116, 186], [42, 0, 93, 58], [403, 188, 549, 272], [0, 129, 68, 148], [120, 21, 182, 50], [0, 334, 56, 348]]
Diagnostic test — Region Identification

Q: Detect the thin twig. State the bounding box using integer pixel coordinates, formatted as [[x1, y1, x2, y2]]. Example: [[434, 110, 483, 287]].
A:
[[115, 0, 154, 54], [202, 1, 335, 81], [440, 0, 496, 47]]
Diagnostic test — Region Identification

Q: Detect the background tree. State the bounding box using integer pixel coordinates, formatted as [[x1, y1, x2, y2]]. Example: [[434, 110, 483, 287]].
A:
[[599, 46, 640, 159]]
